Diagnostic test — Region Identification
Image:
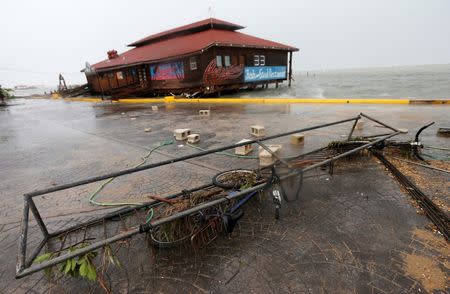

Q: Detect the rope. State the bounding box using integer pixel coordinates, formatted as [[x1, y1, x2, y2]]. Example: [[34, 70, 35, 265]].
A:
[[89, 140, 174, 207]]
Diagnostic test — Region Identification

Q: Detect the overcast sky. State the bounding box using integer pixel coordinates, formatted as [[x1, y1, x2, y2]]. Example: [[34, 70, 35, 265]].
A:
[[1, 0, 449, 86]]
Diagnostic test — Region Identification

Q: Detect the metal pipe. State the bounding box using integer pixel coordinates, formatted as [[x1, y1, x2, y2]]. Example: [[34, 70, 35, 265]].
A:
[[347, 116, 360, 141], [17, 199, 30, 273], [25, 117, 359, 198], [25, 237, 48, 268], [303, 132, 401, 172], [390, 156, 450, 174], [28, 198, 49, 237], [363, 133, 393, 139], [360, 113, 399, 132]]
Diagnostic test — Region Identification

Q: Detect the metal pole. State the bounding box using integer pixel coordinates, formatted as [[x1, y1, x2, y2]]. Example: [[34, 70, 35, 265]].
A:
[[25, 237, 47, 268], [347, 116, 361, 141], [390, 156, 450, 174], [25, 117, 359, 198], [288, 51, 293, 87], [303, 132, 401, 172], [28, 198, 49, 237], [17, 198, 30, 273], [360, 113, 399, 132]]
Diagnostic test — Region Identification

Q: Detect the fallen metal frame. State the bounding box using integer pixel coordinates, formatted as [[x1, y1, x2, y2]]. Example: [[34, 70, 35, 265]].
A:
[[374, 151, 450, 241], [16, 113, 400, 278]]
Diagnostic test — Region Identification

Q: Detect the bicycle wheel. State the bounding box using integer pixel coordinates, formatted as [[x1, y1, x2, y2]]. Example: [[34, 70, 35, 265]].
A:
[[212, 169, 259, 189]]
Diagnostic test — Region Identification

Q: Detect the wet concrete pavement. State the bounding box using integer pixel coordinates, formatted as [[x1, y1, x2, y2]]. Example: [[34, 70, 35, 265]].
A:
[[0, 98, 449, 293]]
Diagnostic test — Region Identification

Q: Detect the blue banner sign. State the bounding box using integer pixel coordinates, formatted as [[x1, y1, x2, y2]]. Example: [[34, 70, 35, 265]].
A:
[[244, 66, 287, 82]]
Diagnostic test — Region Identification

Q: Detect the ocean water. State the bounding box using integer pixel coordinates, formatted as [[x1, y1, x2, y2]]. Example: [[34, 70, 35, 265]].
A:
[[9, 64, 450, 99], [236, 64, 450, 99]]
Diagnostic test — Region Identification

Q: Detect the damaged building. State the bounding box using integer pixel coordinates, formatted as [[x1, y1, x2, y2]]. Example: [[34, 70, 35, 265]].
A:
[[83, 18, 298, 98]]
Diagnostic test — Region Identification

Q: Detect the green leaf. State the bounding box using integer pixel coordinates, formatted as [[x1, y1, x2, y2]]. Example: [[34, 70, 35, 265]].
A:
[[77, 256, 86, 265], [34, 252, 53, 263], [86, 264, 97, 281], [64, 260, 71, 274], [79, 261, 87, 277], [71, 259, 77, 271]]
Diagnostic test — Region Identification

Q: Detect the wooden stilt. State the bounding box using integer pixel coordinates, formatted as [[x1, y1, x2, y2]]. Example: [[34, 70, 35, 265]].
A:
[[288, 51, 293, 87]]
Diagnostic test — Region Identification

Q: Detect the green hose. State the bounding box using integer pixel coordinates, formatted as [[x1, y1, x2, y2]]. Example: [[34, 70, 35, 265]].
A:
[[422, 153, 450, 161], [146, 208, 154, 223], [424, 145, 450, 152], [89, 140, 174, 207]]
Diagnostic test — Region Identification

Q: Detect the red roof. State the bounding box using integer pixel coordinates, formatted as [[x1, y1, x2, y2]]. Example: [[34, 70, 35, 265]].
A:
[[92, 19, 298, 71], [128, 18, 244, 47]]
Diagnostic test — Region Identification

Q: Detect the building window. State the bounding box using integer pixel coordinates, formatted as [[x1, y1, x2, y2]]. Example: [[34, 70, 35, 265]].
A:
[[259, 55, 266, 66], [216, 55, 223, 68], [254, 55, 259, 66], [190, 57, 197, 70], [116, 71, 124, 80], [224, 55, 231, 67]]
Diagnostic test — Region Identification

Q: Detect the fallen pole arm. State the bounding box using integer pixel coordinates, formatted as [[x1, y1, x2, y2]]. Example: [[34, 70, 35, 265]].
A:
[[16, 130, 400, 279]]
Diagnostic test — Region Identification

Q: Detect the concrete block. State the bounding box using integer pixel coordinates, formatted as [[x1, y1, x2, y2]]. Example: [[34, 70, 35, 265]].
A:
[[144, 128, 151, 132], [235, 139, 253, 155], [173, 128, 191, 140], [251, 125, 265, 137], [151, 106, 158, 111], [258, 144, 282, 166], [187, 134, 200, 144], [199, 110, 210, 116], [291, 133, 305, 145]]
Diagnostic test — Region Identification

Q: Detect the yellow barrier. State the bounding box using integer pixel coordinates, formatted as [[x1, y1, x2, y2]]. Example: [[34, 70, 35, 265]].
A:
[[53, 96, 450, 105]]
